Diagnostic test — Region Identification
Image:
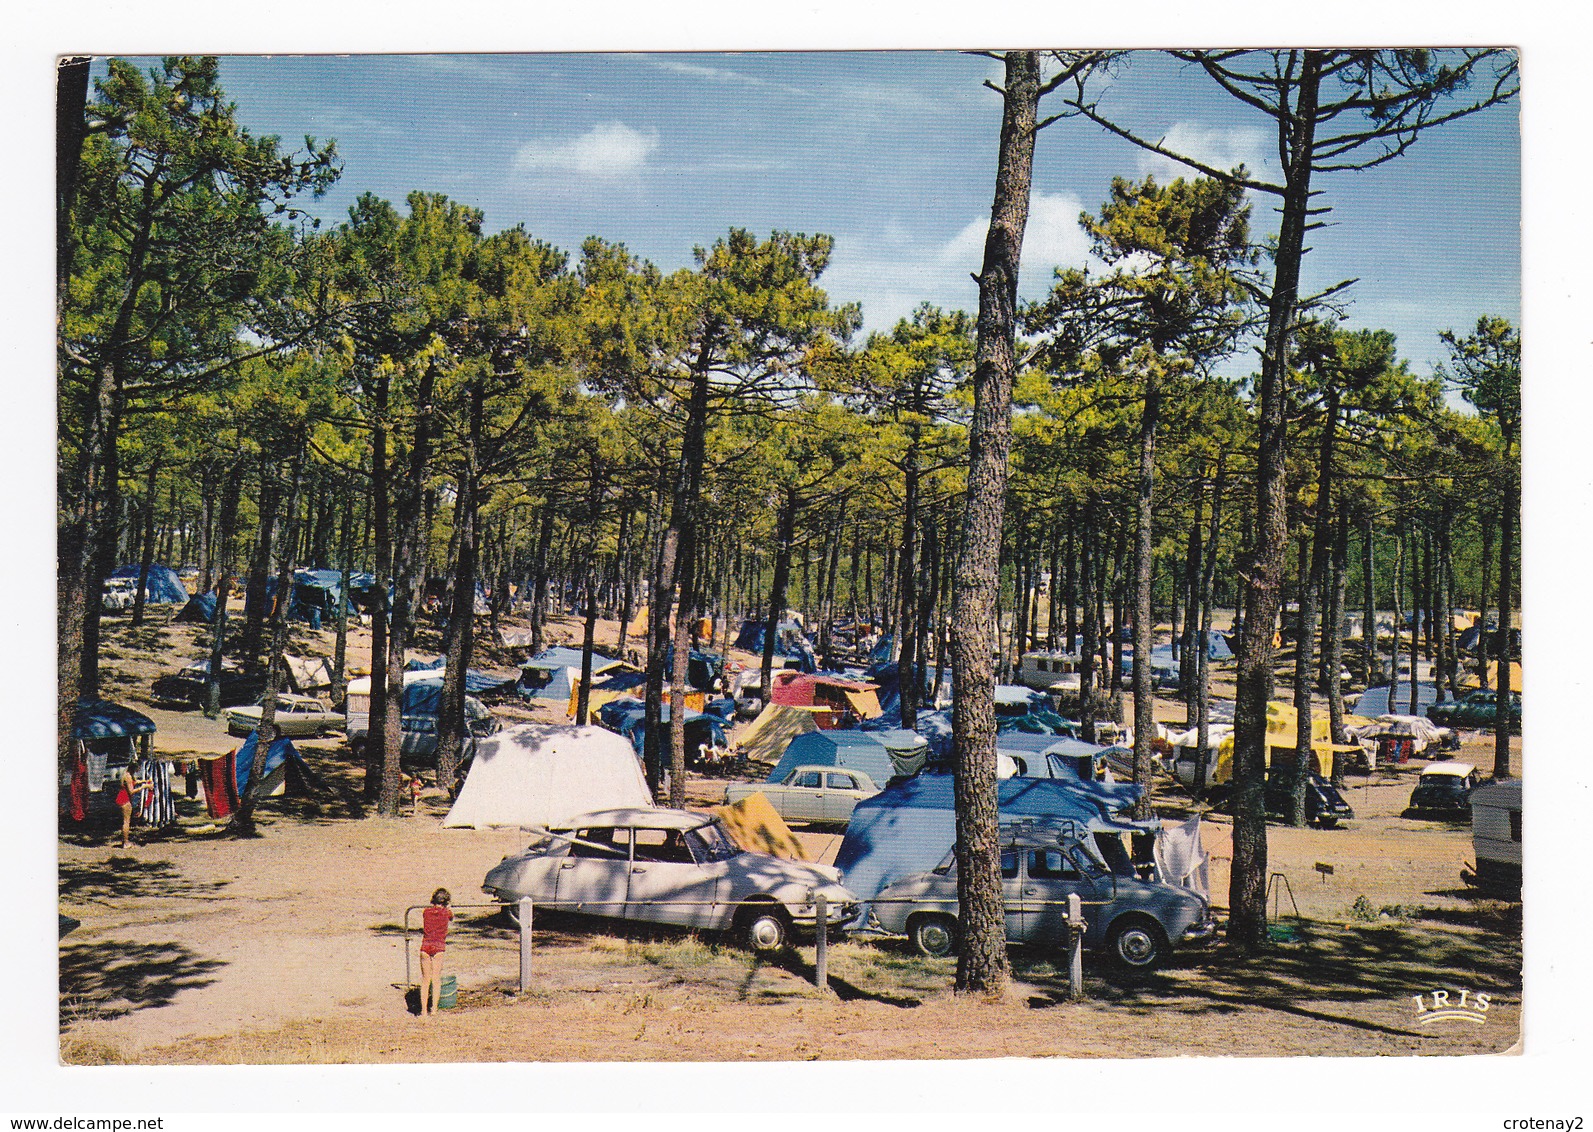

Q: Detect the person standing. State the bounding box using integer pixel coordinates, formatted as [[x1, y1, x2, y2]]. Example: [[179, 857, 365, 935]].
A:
[[114, 763, 149, 849], [418, 888, 453, 1018]]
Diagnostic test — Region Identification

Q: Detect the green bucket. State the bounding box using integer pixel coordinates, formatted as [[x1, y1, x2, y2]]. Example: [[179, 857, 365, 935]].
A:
[[437, 973, 458, 1010], [1267, 921, 1301, 943]]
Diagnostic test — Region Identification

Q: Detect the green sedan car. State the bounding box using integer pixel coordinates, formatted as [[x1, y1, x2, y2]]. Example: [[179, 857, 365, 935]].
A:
[[1426, 690, 1521, 732]]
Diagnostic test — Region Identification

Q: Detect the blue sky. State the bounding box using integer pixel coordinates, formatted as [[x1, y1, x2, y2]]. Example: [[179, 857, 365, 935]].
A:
[[104, 50, 1520, 377]]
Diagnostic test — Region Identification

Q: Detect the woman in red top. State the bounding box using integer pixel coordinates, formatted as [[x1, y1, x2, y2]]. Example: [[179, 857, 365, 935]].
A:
[[418, 888, 452, 1018]]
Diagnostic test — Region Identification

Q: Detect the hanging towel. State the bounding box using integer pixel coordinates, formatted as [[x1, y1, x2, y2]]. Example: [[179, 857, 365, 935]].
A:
[[85, 751, 109, 793], [134, 757, 176, 828], [68, 754, 88, 823], [202, 753, 237, 819]]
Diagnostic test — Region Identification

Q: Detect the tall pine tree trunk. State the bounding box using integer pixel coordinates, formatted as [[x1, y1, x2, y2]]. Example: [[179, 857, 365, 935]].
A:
[[1230, 53, 1323, 953], [1130, 365, 1160, 818], [951, 49, 1041, 998], [204, 461, 245, 719]]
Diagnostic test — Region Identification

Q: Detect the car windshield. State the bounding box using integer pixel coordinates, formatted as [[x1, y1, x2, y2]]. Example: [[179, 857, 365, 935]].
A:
[[684, 820, 742, 863]]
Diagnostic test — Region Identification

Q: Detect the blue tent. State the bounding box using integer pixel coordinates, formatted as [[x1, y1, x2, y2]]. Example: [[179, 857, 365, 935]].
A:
[[996, 709, 1080, 737], [994, 685, 1049, 714], [108, 564, 187, 604], [72, 699, 156, 741], [616, 704, 727, 759], [404, 659, 515, 696], [1166, 631, 1234, 662], [174, 591, 218, 624], [519, 647, 620, 702], [768, 730, 897, 788], [598, 697, 647, 733], [1355, 683, 1439, 716], [734, 619, 808, 658], [234, 731, 322, 796], [834, 774, 1145, 909]]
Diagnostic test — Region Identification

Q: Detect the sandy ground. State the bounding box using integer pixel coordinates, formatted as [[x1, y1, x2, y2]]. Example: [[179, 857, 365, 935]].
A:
[[59, 609, 1523, 1064]]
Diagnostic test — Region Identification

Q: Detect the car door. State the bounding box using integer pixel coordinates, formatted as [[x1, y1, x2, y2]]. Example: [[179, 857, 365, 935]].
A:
[[551, 827, 631, 920], [784, 768, 825, 824], [292, 701, 319, 736], [624, 826, 724, 928], [823, 771, 861, 823], [1020, 845, 1109, 948]]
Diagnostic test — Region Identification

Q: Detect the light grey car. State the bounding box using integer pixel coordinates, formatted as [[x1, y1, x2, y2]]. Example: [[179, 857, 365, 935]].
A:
[[869, 830, 1216, 971], [722, 765, 882, 827], [482, 807, 858, 951]]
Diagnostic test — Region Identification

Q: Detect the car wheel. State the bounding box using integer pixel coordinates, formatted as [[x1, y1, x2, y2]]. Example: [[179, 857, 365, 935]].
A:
[[908, 913, 959, 958], [1107, 915, 1168, 973], [737, 904, 789, 952]]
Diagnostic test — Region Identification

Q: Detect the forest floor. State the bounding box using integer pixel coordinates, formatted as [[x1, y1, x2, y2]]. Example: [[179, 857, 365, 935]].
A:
[[58, 607, 1522, 1064]]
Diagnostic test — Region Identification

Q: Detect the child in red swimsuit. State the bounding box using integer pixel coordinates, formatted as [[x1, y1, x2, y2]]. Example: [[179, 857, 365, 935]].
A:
[[115, 764, 150, 849], [418, 888, 452, 1018]]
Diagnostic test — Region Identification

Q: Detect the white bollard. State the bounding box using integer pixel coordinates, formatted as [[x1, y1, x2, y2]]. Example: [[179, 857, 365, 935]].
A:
[[814, 892, 828, 992], [519, 897, 534, 992], [1067, 893, 1084, 1001]]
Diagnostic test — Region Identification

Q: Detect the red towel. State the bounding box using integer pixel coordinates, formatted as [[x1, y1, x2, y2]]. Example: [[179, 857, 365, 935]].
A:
[[202, 752, 238, 818], [68, 755, 88, 823]]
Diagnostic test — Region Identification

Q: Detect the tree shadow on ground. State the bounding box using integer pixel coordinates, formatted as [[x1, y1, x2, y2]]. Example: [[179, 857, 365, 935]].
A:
[[60, 938, 226, 1022], [1007, 917, 1521, 1040], [60, 857, 229, 904], [760, 948, 924, 1007]]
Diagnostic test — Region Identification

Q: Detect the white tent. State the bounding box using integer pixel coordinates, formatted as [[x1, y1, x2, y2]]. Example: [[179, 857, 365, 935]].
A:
[[442, 723, 652, 829]]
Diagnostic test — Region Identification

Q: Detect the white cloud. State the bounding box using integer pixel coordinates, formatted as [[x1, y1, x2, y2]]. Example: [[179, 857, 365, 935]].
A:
[[934, 192, 1094, 279], [822, 193, 1096, 333], [642, 57, 810, 98], [1135, 121, 1274, 183], [512, 121, 659, 181]]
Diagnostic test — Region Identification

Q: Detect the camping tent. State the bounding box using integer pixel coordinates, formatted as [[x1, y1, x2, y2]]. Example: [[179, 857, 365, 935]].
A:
[[234, 731, 322, 798], [616, 705, 727, 760], [174, 591, 218, 623], [1353, 683, 1439, 716], [769, 672, 882, 723], [73, 698, 157, 742], [768, 730, 898, 789], [1456, 660, 1523, 692], [283, 654, 334, 696], [442, 723, 652, 829], [872, 728, 930, 776], [834, 774, 1148, 911], [734, 701, 822, 767], [712, 792, 807, 860], [107, 564, 187, 604], [519, 647, 624, 703], [1199, 701, 1362, 785], [568, 668, 647, 719]]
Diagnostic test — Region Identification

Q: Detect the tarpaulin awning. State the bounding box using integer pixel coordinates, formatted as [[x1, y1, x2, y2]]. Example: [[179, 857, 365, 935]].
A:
[[72, 699, 157, 740]]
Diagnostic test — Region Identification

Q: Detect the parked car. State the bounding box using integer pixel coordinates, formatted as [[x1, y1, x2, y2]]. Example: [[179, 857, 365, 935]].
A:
[[723, 765, 882, 827], [345, 674, 499, 765], [1406, 762, 1479, 817], [870, 828, 1215, 972], [482, 807, 858, 951], [1427, 689, 1521, 732], [224, 693, 340, 738], [150, 658, 268, 710], [1263, 770, 1355, 829]]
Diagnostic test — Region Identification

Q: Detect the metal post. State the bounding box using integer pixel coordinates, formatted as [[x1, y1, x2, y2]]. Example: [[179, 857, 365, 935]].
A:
[[1067, 893, 1084, 1002], [814, 892, 828, 992], [518, 897, 534, 992]]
